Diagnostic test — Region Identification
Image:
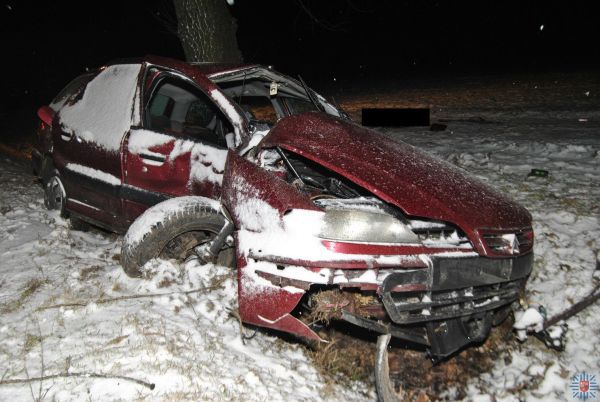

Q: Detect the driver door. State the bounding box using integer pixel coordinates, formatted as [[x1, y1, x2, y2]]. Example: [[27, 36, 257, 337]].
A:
[[121, 71, 232, 223]]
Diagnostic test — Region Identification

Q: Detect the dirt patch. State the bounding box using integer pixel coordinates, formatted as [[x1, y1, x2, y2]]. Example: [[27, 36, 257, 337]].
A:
[[79, 265, 105, 281], [309, 316, 515, 401]]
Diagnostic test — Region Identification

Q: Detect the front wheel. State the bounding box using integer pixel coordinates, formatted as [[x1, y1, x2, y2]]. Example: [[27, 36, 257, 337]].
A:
[[120, 197, 234, 278]]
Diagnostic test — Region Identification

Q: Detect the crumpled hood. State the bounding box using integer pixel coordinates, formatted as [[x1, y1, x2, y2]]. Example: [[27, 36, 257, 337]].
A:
[[261, 112, 532, 253]]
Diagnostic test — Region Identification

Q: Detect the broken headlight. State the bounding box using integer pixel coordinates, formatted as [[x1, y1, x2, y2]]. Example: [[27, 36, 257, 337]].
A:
[[319, 209, 420, 244]]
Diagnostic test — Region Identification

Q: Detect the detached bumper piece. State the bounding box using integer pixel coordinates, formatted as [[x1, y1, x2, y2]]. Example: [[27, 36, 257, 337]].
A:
[[377, 253, 533, 358]]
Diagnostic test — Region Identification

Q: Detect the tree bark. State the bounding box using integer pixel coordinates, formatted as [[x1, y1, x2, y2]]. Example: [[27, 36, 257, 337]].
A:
[[173, 0, 242, 63]]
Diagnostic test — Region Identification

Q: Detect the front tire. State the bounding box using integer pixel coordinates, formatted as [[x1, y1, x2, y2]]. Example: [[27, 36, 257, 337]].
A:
[[120, 197, 233, 278]]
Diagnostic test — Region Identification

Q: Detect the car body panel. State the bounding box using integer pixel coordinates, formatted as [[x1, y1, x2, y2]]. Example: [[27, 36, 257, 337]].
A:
[[262, 112, 532, 256], [222, 151, 322, 341]]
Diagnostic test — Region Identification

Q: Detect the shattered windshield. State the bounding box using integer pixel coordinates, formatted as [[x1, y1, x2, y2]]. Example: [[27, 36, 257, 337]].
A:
[[209, 67, 343, 127]]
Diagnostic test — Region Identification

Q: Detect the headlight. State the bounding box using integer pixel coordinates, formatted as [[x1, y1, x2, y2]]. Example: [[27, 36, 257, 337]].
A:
[[319, 209, 420, 244]]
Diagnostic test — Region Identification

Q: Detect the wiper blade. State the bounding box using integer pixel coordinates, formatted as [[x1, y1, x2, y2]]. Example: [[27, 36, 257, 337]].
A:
[[298, 75, 324, 112]]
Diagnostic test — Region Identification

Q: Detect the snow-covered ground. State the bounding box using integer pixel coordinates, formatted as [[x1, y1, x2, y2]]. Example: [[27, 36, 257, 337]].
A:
[[0, 157, 371, 400], [1, 74, 599, 401]]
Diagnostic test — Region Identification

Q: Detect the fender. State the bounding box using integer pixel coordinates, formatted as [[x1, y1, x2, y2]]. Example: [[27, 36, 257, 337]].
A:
[[222, 150, 323, 341]]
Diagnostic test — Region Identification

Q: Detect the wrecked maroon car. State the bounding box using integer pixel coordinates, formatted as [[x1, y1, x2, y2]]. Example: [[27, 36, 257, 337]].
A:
[[33, 56, 533, 366]]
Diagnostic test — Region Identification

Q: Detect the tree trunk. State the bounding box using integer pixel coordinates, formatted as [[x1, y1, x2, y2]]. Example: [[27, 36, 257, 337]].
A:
[[173, 0, 242, 63]]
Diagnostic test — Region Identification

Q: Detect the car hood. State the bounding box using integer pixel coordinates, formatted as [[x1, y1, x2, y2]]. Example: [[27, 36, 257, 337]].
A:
[[261, 112, 531, 252]]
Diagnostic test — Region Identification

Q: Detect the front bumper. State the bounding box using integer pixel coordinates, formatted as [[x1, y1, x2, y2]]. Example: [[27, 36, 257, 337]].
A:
[[239, 251, 533, 358], [382, 252, 532, 324], [380, 252, 532, 357]]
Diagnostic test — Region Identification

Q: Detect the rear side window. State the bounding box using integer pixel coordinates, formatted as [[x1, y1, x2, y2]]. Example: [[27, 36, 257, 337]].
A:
[[49, 73, 94, 112], [58, 64, 142, 152]]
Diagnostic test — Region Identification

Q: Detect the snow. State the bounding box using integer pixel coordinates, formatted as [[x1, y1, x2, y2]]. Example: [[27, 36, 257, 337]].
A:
[[128, 129, 228, 184], [239, 127, 270, 155], [0, 164, 369, 400], [187, 143, 228, 185], [65, 163, 121, 186], [513, 307, 545, 341], [1, 73, 599, 401], [59, 64, 141, 152], [127, 129, 172, 155]]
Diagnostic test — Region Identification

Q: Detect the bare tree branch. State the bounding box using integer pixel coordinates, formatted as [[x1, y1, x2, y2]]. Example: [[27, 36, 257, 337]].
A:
[[37, 277, 227, 311], [0, 372, 155, 390]]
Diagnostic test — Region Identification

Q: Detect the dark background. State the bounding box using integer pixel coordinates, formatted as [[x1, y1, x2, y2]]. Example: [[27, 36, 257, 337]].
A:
[[1, 0, 598, 110]]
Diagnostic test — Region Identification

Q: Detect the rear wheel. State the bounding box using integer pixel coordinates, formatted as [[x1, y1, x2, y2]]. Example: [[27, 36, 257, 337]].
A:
[[41, 162, 91, 231], [121, 198, 234, 278], [44, 174, 67, 217]]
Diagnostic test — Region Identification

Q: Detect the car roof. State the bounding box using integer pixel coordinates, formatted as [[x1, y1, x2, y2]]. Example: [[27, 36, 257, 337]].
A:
[[105, 55, 258, 78]]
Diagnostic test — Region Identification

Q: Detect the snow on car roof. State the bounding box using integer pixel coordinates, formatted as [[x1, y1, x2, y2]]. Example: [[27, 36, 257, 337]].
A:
[[106, 55, 258, 78]]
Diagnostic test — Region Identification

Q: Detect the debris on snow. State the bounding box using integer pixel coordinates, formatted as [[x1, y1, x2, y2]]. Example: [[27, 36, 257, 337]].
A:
[[513, 307, 545, 341]]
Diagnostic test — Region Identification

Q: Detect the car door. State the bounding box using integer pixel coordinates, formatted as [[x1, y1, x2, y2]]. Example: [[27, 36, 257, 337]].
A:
[[121, 71, 232, 223], [54, 64, 142, 230]]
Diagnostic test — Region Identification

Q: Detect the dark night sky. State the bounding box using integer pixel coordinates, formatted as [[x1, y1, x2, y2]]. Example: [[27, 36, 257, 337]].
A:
[[1, 0, 598, 109]]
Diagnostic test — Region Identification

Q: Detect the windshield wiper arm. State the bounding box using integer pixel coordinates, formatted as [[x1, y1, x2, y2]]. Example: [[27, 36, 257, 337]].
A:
[[298, 75, 324, 112]]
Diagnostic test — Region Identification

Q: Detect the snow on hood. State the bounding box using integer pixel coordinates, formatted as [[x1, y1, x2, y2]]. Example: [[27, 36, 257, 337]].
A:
[[261, 112, 532, 248]]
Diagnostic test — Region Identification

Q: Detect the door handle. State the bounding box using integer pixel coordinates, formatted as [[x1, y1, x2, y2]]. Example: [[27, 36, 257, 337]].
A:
[[139, 152, 166, 164]]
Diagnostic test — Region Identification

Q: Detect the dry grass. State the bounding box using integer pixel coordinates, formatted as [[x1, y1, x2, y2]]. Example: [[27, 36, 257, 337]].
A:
[[23, 334, 43, 353], [307, 331, 376, 387], [20, 278, 46, 300], [309, 316, 517, 401], [1, 278, 48, 313], [305, 289, 379, 325]]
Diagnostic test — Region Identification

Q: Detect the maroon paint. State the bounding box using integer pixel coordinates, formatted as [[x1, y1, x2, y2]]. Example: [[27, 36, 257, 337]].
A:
[[222, 152, 323, 340], [221, 150, 320, 224], [262, 112, 532, 257], [321, 240, 476, 256], [236, 253, 322, 343]]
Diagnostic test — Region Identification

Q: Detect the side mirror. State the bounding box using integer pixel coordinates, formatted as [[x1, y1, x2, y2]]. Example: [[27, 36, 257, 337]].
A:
[[37, 105, 55, 126]]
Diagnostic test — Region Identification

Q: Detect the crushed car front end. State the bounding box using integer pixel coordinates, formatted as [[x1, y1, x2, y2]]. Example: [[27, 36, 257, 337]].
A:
[[221, 112, 533, 359]]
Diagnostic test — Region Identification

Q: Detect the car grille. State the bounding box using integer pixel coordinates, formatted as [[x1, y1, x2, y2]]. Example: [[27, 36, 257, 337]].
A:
[[482, 228, 534, 256], [382, 279, 523, 324]]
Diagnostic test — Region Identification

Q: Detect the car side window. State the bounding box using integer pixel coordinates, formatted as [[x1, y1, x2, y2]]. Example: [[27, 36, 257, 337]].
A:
[[49, 73, 94, 111], [145, 75, 232, 149]]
